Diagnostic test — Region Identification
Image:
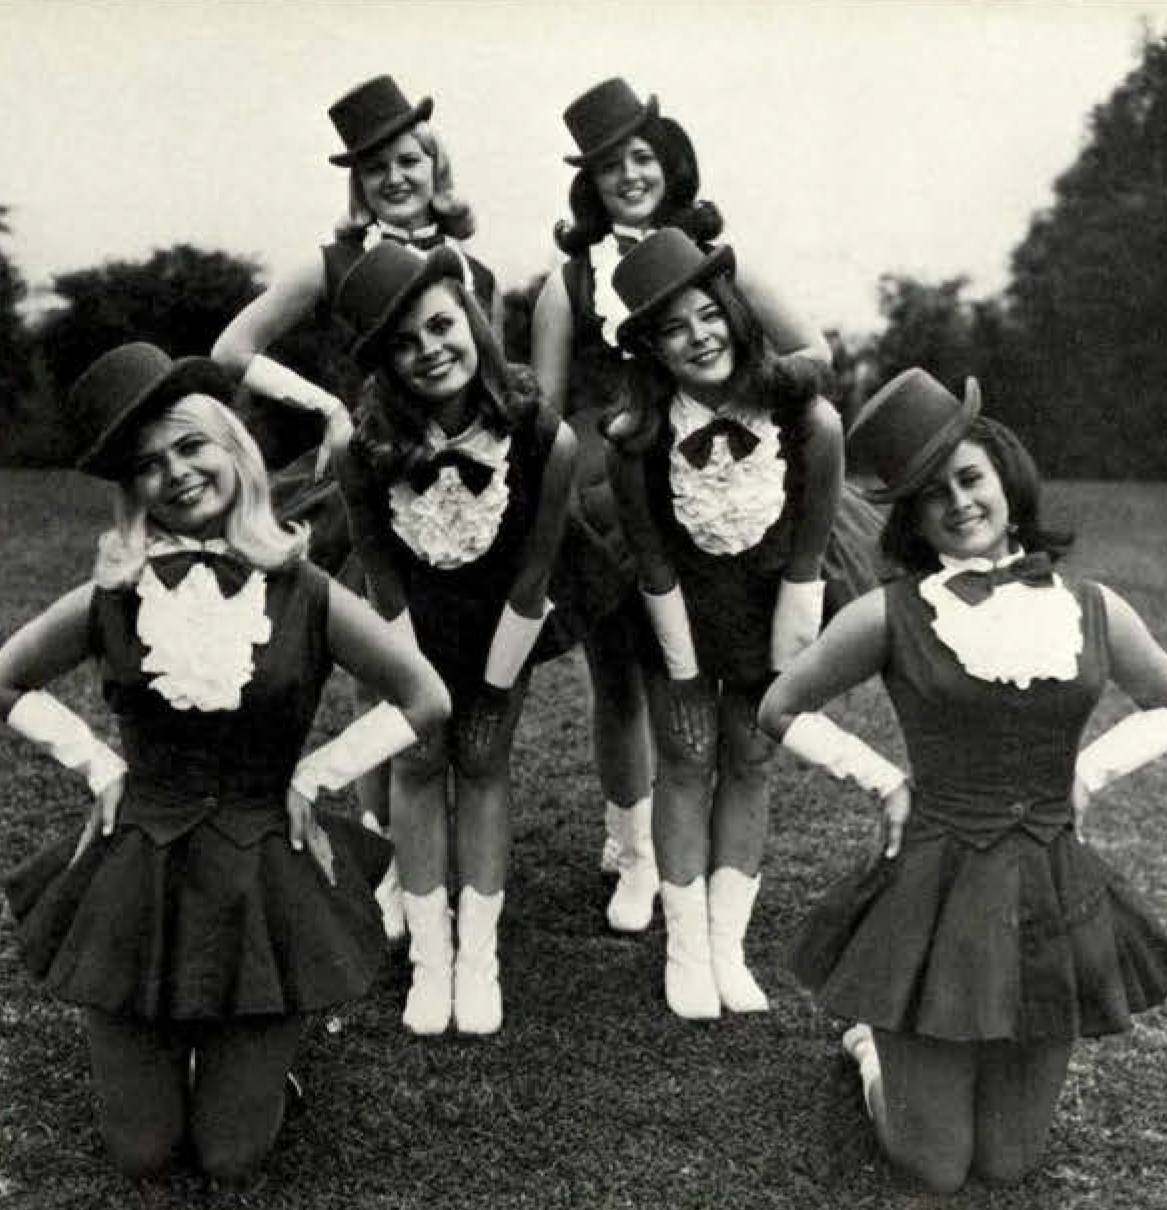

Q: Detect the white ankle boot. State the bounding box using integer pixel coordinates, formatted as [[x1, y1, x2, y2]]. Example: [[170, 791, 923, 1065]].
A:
[[659, 878, 721, 1020], [708, 867, 769, 1012], [607, 797, 659, 932], [454, 887, 504, 1035], [401, 887, 453, 1035], [373, 856, 407, 943], [601, 802, 622, 874]]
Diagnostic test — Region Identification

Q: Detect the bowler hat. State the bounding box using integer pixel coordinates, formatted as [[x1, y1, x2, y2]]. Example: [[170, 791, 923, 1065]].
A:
[[328, 75, 434, 167], [69, 343, 233, 480], [563, 77, 660, 167], [847, 368, 982, 503], [612, 228, 735, 348], [335, 241, 465, 367]]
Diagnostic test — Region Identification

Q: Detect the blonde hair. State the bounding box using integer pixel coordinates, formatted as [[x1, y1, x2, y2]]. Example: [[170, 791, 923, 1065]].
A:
[[335, 121, 475, 242], [93, 394, 308, 588]]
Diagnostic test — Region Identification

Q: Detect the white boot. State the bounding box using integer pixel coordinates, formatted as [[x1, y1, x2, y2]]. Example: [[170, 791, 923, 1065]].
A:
[[842, 1022, 881, 1118], [373, 856, 407, 943], [600, 801, 622, 874], [606, 797, 659, 932], [708, 867, 769, 1013], [401, 887, 453, 1035], [453, 887, 504, 1035], [659, 878, 721, 1020]]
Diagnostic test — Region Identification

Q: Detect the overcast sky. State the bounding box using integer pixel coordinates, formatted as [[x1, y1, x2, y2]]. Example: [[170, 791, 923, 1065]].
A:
[[2, 0, 1164, 334]]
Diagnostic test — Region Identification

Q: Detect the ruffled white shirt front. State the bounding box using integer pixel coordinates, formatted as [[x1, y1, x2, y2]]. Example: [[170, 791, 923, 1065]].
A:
[[387, 420, 512, 569], [668, 392, 788, 556], [918, 550, 1083, 689], [136, 536, 272, 712], [589, 224, 650, 349]]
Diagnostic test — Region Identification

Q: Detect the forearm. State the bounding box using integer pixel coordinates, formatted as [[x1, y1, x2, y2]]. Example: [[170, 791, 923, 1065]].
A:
[[335, 450, 410, 619]]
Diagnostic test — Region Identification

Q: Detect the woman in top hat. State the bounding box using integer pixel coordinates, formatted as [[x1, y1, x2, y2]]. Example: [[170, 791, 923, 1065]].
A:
[[599, 227, 845, 1020], [757, 367, 1167, 1192], [329, 240, 577, 1037], [0, 342, 450, 1182], [530, 77, 835, 936], [214, 73, 498, 882]]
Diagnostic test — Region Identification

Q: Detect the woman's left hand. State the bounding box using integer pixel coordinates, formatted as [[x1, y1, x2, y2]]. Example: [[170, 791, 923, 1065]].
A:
[[69, 772, 125, 867], [315, 407, 355, 482], [287, 787, 337, 885], [1072, 773, 1090, 842]]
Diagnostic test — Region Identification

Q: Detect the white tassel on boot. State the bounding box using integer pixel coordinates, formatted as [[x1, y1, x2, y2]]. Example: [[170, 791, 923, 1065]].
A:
[[373, 856, 407, 943], [600, 801, 622, 875], [607, 797, 659, 932], [401, 887, 453, 1035], [708, 867, 769, 1013], [453, 887, 504, 1035], [842, 1023, 881, 1118], [659, 878, 721, 1020]]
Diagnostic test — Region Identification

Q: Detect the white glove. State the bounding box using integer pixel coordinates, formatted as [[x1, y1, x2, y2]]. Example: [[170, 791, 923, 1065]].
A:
[[770, 578, 825, 672], [8, 690, 126, 795], [243, 353, 343, 419], [484, 601, 553, 690], [291, 702, 418, 802], [782, 712, 906, 798], [1076, 707, 1167, 795], [641, 586, 700, 680]]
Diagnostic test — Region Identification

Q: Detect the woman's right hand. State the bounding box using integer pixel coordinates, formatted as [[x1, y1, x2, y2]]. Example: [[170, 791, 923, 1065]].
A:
[[315, 406, 355, 482], [69, 773, 125, 867], [879, 780, 911, 859], [1072, 773, 1090, 842], [665, 676, 716, 756]]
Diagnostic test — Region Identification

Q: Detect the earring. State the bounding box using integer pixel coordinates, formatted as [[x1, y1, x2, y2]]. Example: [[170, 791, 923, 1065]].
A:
[[1006, 522, 1018, 535]]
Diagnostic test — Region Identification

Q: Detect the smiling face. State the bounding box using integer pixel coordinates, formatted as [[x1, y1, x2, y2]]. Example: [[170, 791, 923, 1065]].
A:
[[387, 280, 479, 418], [355, 130, 436, 230], [130, 406, 239, 538], [651, 285, 735, 401], [591, 134, 666, 230], [915, 439, 1011, 562]]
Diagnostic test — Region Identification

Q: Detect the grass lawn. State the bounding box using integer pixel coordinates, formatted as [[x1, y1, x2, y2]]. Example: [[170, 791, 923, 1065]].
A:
[[1, 472, 1167, 1210]]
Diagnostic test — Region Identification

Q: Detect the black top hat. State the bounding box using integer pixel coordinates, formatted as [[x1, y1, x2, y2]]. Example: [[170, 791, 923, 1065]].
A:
[[847, 368, 982, 503], [611, 228, 735, 348], [69, 342, 234, 480], [335, 241, 465, 368], [328, 75, 435, 167], [563, 77, 660, 167]]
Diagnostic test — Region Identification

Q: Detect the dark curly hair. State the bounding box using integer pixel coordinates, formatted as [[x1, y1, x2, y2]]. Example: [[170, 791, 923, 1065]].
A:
[[602, 272, 822, 455], [350, 278, 539, 483], [880, 416, 1074, 573], [554, 114, 724, 256]]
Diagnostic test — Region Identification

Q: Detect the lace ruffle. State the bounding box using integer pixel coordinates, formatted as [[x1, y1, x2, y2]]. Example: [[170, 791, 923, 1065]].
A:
[[388, 422, 512, 569], [668, 393, 787, 556], [590, 235, 629, 349], [919, 553, 1083, 688], [136, 560, 271, 712]]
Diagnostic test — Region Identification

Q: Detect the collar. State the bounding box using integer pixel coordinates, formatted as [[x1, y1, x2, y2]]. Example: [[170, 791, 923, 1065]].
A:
[[938, 548, 1025, 575], [376, 221, 441, 244], [145, 533, 232, 558]]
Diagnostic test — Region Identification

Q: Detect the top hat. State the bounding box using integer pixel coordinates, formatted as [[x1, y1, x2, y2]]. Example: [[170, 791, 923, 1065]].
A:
[[847, 368, 982, 503], [335, 241, 465, 367], [611, 228, 735, 348], [328, 75, 434, 167], [563, 77, 660, 167], [69, 342, 233, 480]]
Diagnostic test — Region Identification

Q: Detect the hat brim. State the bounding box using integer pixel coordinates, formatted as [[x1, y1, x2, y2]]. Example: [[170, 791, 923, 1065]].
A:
[[563, 95, 660, 167], [858, 377, 983, 504], [76, 358, 235, 480], [329, 96, 435, 166], [615, 243, 736, 349], [349, 245, 466, 368]]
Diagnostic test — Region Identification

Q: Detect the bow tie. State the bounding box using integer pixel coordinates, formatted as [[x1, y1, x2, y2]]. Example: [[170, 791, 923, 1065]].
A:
[[945, 552, 1055, 605], [614, 234, 640, 256], [148, 550, 255, 597], [378, 224, 444, 252], [406, 449, 496, 496], [676, 416, 761, 469]]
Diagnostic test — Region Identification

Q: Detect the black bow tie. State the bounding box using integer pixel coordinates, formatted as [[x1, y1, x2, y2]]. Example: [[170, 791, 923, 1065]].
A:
[[406, 449, 496, 496], [148, 550, 255, 597], [945, 552, 1054, 605], [676, 416, 761, 469], [614, 233, 640, 256]]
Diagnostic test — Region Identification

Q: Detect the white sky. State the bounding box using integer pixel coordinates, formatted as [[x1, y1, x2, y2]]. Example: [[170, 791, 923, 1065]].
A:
[[1, 0, 1164, 334]]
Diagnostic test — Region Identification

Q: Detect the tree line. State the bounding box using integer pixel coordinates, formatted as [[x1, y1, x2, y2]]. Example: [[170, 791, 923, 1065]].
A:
[[3, 30, 1167, 476]]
